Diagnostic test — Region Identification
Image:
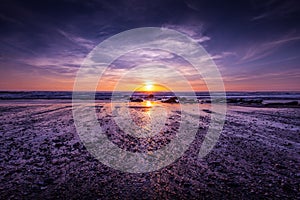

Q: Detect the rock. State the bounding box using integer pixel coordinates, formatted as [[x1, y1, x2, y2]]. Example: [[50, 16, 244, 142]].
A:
[[202, 109, 212, 114], [147, 94, 154, 99], [73, 142, 81, 149], [266, 101, 298, 106], [162, 97, 179, 103], [275, 164, 287, 170], [54, 142, 64, 148], [130, 97, 143, 102]]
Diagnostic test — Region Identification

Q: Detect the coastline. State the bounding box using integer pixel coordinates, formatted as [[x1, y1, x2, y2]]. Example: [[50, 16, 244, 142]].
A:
[[0, 99, 299, 199]]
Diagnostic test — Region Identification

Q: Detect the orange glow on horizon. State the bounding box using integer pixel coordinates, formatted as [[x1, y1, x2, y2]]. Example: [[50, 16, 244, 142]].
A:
[[135, 83, 173, 92]]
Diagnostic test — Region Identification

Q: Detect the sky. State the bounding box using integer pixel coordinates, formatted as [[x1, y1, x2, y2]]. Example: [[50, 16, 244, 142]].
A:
[[0, 0, 299, 91]]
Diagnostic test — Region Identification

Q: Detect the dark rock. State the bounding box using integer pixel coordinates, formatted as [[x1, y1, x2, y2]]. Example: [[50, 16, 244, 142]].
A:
[[202, 109, 212, 114], [130, 97, 143, 102], [162, 97, 179, 103], [73, 142, 81, 149], [266, 101, 298, 106]]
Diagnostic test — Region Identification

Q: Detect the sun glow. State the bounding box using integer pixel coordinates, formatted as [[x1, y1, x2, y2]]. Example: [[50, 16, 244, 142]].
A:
[[145, 84, 153, 91], [134, 83, 170, 92]]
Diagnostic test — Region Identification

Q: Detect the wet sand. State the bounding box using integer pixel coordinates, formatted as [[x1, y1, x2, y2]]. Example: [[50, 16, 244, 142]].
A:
[[0, 101, 299, 199]]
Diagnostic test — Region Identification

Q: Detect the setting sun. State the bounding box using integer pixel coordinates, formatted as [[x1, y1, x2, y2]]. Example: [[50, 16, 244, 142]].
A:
[[145, 84, 153, 91], [133, 83, 172, 92]]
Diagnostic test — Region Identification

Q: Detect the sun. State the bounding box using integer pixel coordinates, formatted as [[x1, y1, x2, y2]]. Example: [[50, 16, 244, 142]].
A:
[[145, 84, 153, 91]]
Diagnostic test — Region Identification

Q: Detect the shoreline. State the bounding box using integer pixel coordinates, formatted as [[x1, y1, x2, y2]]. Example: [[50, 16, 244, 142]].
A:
[[0, 98, 299, 108], [0, 100, 299, 199]]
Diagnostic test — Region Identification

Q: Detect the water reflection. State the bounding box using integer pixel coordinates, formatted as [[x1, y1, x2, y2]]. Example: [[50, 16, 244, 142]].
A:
[[146, 100, 152, 107], [111, 100, 171, 138], [125, 101, 167, 137], [145, 101, 153, 118]]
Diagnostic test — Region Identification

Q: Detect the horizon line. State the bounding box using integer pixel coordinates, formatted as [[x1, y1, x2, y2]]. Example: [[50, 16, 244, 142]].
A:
[[0, 90, 300, 93]]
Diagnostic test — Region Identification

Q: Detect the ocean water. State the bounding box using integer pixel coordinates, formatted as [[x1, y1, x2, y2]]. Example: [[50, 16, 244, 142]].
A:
[[0, 91, 299, 101]]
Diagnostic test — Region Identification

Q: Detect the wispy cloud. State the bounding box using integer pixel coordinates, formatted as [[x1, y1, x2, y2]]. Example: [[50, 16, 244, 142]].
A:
[[57, 29, 95, 50], [162, 24, 210, 43], [240, 33, 300, 63], [224, 69, 300, 82], [0, 0, 299, 91], [264, 36, 300, 46], [251, 0, 300, 21]]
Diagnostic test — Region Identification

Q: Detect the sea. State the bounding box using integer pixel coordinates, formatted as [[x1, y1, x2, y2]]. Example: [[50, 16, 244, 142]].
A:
[[0, 91, 299, 102]]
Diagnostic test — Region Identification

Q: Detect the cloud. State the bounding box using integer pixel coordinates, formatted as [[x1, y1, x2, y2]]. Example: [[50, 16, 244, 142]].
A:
[[264, 36, 300, 47], [223, 69, 300, 82], [240, 33, 300, 63], [17, 54, 83, 79], [250, 0, 300, 21], [57, 29, 95, 50], [0, 0, 299, 91], [162, 24, 210, 43]]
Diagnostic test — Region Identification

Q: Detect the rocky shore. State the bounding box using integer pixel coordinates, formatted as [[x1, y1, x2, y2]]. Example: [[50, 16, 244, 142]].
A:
[[0, 101, 299, 199]]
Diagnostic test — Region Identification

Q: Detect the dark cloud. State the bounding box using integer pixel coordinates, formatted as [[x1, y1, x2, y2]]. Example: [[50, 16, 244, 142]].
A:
[[0, 0, 299, 90]]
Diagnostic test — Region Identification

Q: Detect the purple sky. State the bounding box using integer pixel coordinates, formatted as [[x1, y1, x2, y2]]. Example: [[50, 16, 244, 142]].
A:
[[0, 0, 299, 91]]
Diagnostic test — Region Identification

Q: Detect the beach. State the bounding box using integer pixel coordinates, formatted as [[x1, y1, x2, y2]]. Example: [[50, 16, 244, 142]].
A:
[[0, 97, 299, 199], [1, 0, 300, 198]]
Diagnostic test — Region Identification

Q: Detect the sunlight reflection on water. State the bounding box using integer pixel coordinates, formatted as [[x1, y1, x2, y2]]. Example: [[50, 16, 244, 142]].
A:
[[146, 100, 152, 107]]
